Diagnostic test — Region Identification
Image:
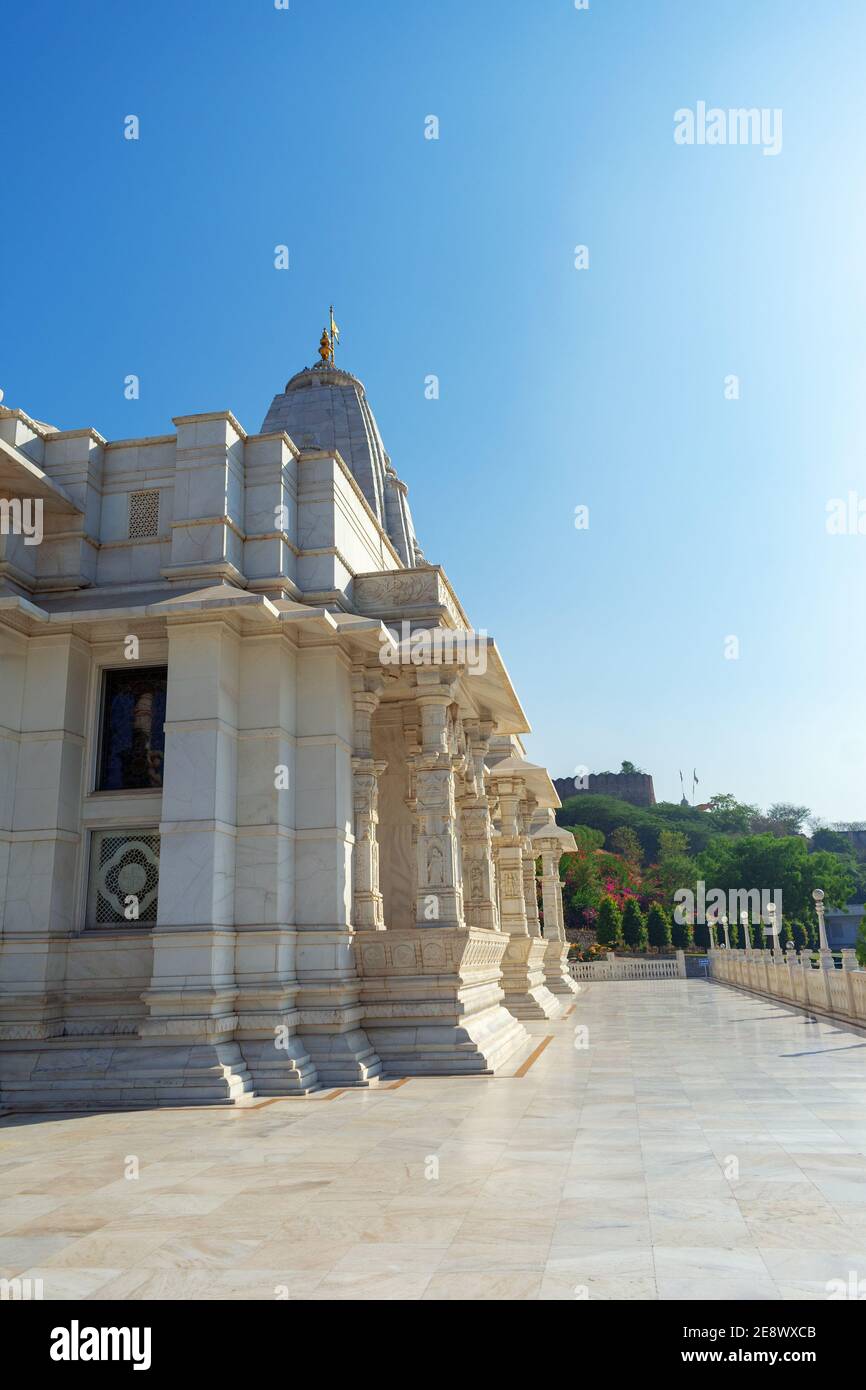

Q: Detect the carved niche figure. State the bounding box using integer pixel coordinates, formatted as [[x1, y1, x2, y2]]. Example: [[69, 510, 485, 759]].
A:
[[427, 841, 444, 887], [469, 861, 483, 901]]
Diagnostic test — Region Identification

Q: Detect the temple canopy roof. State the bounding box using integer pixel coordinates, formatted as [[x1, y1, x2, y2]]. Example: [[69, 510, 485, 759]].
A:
[[0, 431, 81, 515], [261, 362, 423, 569]]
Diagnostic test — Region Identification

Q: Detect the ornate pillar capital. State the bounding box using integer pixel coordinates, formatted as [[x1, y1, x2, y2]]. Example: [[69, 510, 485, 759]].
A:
[[351, 667, 387, 759]]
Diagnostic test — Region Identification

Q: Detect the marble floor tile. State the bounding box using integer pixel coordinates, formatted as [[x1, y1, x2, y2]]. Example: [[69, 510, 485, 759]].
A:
[[17, 1265, 122, 1299], [540, 1272, 658, 1300], [2, 979, 866, 1300], [422, 1270, 542, 1300]]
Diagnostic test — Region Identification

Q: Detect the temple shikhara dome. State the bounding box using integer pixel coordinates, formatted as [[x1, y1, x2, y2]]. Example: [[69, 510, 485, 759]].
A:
[[261, 362, 424, 568], [0, 330, 573, 1107]]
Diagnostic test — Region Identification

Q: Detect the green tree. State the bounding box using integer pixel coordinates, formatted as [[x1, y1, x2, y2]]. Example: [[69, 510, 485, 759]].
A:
[[596, 896, 623, 949], [641, 849, 701, 915], [609, 825, 644, 864], [658, 829, 689, 860], [647, 903, 671, 952], [705, 793, 759, 835], [565, 825, 606, 852], [621, 899, 647, 950], [765, 803, 811, 836], [694, 918, 711, 950], [856, 915, 866, 969], [791, 919, 809, 950], [556, 795, 720, 860], [696, 835, 853, 926], [671, 915, 693, 950], [811, 828, 853, 855]]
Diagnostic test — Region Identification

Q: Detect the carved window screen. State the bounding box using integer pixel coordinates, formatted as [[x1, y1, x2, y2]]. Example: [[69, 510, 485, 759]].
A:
[[86, 829, 160, 927], [128, 489, 160, 540]]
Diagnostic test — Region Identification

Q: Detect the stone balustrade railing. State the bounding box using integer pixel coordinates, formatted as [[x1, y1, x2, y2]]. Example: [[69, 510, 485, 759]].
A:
[[568, 951, 686, 982], [709, 947, 866, 1027]]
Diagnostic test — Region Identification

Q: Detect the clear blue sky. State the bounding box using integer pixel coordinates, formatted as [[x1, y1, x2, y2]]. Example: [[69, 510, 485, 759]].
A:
[[3, 0, 865, 821]]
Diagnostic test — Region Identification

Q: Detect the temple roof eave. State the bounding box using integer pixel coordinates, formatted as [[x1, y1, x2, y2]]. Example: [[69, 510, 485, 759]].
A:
[[486, 754, 561, 810], [0, 587, 392, 658], [0, 437, 82, 515]]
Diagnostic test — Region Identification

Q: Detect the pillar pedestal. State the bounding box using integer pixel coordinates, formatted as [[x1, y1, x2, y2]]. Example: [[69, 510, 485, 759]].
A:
[[354, 927, 529, 1074], [542, 937, 579, 996], [500, 934, 563, 1019]]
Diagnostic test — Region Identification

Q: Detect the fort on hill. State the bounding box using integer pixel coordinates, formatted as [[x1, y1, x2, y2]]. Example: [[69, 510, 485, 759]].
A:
[[553, 766, 656, 808]]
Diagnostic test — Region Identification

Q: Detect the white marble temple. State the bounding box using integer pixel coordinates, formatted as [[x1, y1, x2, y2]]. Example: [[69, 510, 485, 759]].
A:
[[0, 350, 572, 1104]]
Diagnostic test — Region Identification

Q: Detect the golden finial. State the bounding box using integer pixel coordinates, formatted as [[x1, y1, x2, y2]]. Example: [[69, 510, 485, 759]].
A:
[[318, 328, 331, 363]]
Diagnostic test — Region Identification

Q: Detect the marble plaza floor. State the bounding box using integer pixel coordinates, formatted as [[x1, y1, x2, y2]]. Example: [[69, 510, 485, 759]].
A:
[[2, 978, 866, 1301]]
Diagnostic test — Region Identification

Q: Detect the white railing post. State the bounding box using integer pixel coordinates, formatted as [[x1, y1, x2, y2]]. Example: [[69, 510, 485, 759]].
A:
[[841, 949, 858, 1020]]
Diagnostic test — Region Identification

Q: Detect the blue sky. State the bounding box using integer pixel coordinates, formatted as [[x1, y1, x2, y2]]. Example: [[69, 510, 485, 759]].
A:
[[3, 0, 865, 820]]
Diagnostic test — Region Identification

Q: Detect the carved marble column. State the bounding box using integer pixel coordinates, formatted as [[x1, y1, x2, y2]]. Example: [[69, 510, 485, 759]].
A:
[[412, 670, 464, 929], [488, 770, 562, 1020], [492, 775, 529, 937], [458, 719, 499, 932], [532, 819, 580, 996], [487, 785, 500, 923], [519, 795, 542, 939], [402, 704, 420, 916], [351, 669, 387, 930], [352, 674, 529, 1075], [539, 850, 565, 944]]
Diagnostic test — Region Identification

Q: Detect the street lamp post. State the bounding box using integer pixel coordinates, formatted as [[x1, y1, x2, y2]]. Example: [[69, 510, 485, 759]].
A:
[[766, 902, 781, 963], [707, 911, 718, 951], [812, 888, 833, 970], [741, 910, 752, 957], [721, 914, 730, 950]]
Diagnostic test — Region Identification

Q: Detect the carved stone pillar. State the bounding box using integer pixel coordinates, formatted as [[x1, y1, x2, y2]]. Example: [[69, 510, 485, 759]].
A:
[[458, 719, 499, 931], [412, 670, 465, 929], [351, 670, 387, 930], [352, 673, 529, 1075], [351, 759, 387, 928], [519, 795, 542, 939], [492, 776, 529, 937], [489, 771, 562, 1020], [402, 705, 420, 915], [487, 787, 500, 921], [532, 820, 580, 996]]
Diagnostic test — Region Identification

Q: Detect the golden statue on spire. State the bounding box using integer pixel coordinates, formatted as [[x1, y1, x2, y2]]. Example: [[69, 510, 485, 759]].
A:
[[318, 306, 341, 365]]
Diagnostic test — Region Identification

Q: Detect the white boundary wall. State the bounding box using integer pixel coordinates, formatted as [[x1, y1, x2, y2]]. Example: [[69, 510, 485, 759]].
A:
[[568, 951, 686, 982], [709, 947, 866, 1028]]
